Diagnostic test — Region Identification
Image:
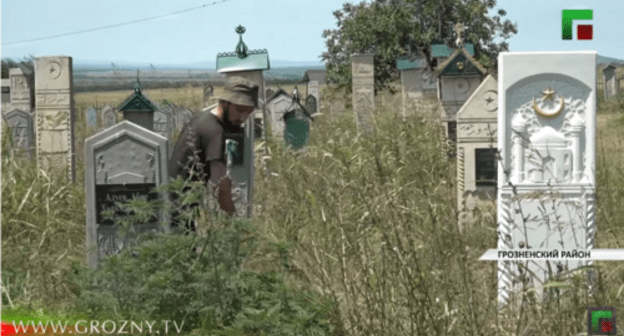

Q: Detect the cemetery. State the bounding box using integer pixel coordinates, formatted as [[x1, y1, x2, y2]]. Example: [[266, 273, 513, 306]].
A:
[[3, 4, 624, 335]]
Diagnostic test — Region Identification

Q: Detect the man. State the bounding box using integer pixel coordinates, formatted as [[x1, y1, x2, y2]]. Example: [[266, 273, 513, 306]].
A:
[[168, 76, 259, 232]]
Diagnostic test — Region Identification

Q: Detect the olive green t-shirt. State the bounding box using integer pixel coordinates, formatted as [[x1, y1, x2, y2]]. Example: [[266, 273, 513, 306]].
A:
[[168, 109, 225, 184]]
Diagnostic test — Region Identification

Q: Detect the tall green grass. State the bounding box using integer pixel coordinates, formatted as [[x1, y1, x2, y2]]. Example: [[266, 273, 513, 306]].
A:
[[2, 86, 623, 335]]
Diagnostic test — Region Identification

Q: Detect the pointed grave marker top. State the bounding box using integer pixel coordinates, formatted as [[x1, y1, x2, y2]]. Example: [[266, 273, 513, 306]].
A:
[[235, 25, 248, 59]]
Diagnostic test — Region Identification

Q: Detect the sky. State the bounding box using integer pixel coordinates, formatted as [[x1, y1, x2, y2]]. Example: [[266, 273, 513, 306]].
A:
[[1, 0, 623, 67]]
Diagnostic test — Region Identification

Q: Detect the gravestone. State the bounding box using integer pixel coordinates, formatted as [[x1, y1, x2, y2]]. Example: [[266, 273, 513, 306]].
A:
[[176, 107, 193, 132], [102, 105, 117, 129], [203, 84, 214, 108], [265, 88, 274, 100], [154, 108, 173, 142], [267, 91, 293, 137], [396, 56, 437, 118], [456, 74, 498, 225], [307, 81, 320, 108], [497, 51, 597, 307], [1, 78, 11, 112], [10, 66, 35, 113], [435, 48, 487, 142], [351, 53, 375, 134], [3, 108, 34, 157], [85, 120, 169, 268], [34, 56, 76, 182], [602, 64, 619, 100], [305, 94, 317, 113], [86, 107, 98, 129]]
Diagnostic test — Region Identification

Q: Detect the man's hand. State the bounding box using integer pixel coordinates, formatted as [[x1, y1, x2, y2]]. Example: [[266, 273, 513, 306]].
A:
[[216, 177, 236, 217]]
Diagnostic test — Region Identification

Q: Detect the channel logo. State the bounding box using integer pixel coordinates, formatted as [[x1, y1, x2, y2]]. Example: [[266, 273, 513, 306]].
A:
[[588, 307, 617, 335], [562, 9, 593, 40]]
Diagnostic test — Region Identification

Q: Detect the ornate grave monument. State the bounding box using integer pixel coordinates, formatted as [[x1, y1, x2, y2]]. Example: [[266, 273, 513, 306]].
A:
[[396, 55, 437, 118], [602, 64, 619, 100], [85, 120, 169, 268], [497, 51, 597, 307], [351, 53, 375, 134], [3, 108, 34, 157], [34, 56, 76, 182], [214, 25, 270, 218], [456, 74, 498, 225]]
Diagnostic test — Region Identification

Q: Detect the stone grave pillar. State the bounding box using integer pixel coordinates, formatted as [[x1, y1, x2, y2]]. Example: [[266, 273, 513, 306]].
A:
[[305, 94, 317, 114], [308, 81, 320, 109], [602, 64, 618, 100], [10, 67, 35, 114], [34, 56, 76, 183], [214, 25, 270, 218], [497, 51, 596, 308], [268, 92, 293, 138], [351, 53, 375, 134], [456, 75, 498, 226], [85, 120, 169, 268], [153, 107, 173, 153]]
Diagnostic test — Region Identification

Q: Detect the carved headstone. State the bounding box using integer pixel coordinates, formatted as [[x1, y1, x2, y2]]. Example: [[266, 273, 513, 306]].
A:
[[307, 81, 320, 109], [351, 53, 375, 134], [102, 105, 117, 129], [456, 75, 498, 224], [86, 107, 98, 129], [34, 56, 76, 182], [268, 93, 293, 137], [10, 67, 34, 113], [497, 51, 597, 307], [305, 94, 317, 113], [602, 65, 619, 100], [85, 120, 169, 268], [3, 108, 34, 157]]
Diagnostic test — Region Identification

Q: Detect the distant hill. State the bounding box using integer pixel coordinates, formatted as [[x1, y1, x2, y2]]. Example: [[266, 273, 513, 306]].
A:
[[597, 55, 624, 66]]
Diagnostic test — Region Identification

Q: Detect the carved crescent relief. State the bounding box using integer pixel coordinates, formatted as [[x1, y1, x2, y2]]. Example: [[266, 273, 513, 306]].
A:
[[532, 97, 564, 118]]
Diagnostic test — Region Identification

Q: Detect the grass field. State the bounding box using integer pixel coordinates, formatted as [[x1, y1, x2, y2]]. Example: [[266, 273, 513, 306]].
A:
[[2, 83, 624, 335]]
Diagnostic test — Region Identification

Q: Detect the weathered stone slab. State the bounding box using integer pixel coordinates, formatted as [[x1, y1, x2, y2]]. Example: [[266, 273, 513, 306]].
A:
[[9, 67, 34, 113], [602, 65, 619, 100], [352, 53, 375, 134], [497, 51, 596, 307], [268, 93, 293, 137], [153, 107, 173, 142], [102, 105, 117, 129], [35, 56, 75, 182], [305, 94, 317, 113], [86, 107, 97, 128], [3, 108, 34, 157], [456, 75, 498, 223], [85, 120, 169, 268], [307, 81, 319, 108]]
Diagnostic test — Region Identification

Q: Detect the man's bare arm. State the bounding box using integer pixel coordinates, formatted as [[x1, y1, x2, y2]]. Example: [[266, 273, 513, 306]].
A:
[[209, 161, 236, 216]]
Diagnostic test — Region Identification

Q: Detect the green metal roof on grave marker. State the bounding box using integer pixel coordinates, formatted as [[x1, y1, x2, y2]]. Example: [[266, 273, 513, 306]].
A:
[[431, 42, 474, 58], [396, 57, 428, 70], [435, 48, 486, 78], [118, 75, 158, 111], [216, 25, 270, 72]]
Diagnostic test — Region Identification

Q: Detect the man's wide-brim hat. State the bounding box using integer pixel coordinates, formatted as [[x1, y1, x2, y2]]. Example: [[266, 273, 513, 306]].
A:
[[216, 76, 260, 108]]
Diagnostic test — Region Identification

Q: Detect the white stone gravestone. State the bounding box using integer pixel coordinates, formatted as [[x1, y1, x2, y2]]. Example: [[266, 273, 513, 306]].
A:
[[34, 56, 76, 182], [9, 67, 34, 114], [85, 120, 169, 268], [602, 64, 619, 100], [456, 74, 498, 225], [351, 53, 375, 134], [102, 105, 117, 129], [268, 92, 293, 138], [497, 51, 596, 307], [154, 107, 173, 150]]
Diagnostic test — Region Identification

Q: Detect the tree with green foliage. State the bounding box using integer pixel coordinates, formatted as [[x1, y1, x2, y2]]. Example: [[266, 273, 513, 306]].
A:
[[321, 0, 518, 93], [1, 55, 35, 78]]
